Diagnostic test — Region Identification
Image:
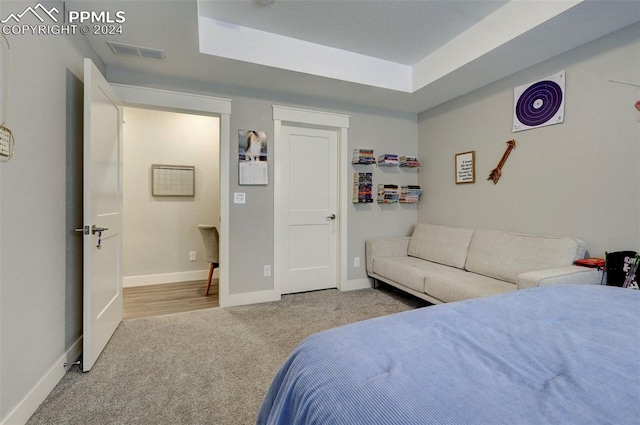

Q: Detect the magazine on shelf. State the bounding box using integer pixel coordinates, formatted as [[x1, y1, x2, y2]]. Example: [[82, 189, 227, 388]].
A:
[[399, 156, 420, 167], [377, 184, 400, 203], [353, 172, 374, 203], [377, 154, 399, 166], [399, 185, 422, 203], [352, 148, 375, 164]]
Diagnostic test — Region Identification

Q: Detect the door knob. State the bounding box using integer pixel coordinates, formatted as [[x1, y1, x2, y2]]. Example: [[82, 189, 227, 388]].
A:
[[326, 214, 336, 220], [91, 225, 109, 250]]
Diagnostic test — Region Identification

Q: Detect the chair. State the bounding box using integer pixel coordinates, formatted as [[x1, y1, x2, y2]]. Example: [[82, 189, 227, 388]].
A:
[[197, 224, 219, 296]]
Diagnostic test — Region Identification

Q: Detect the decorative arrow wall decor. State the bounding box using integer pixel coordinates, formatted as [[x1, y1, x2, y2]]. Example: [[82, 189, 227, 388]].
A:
[[487, 139, 516, 184]]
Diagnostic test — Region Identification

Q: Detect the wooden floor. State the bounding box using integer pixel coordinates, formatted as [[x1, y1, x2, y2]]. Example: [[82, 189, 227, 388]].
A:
[[123, 280, 219, 320]]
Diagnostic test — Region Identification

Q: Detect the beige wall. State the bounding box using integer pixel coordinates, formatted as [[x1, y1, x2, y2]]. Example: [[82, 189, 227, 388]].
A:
[[418, 23, 640, 257], [123, 107, 219, 284]]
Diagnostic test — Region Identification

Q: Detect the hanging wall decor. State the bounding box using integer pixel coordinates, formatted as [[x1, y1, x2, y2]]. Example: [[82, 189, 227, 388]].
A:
[[513, 71, 565, 132], [455, 151, 475, 184], [151, 164, 195, 197], [238, 129, 268, 185], [488, 140, 515, 184]]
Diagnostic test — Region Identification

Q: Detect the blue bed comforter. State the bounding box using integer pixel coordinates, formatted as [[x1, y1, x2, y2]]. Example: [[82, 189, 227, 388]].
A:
[[257, 285, 640, 425]]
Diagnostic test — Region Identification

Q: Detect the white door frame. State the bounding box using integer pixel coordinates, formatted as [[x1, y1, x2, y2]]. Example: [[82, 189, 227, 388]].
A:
[[111, 84, 232, 307], [273, 106, 349, 297]]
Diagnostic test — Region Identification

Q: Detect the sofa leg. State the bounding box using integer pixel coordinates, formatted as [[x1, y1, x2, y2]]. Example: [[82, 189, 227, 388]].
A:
[[373, 279, 378, 289]]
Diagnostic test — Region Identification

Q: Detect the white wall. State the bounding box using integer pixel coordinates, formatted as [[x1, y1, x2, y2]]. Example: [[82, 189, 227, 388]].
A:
[[0, 0, 104, 422], [418, 23, 640, 257], [122, 107, 219, 286]]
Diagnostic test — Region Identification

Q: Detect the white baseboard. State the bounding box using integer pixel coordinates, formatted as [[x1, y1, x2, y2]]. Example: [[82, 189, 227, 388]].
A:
[[219, 279, 371, 308], [222, 289, 280, 307], [123, 269, 219, 288], [340, 278, 373, 291], [1, 337, 82, 425]]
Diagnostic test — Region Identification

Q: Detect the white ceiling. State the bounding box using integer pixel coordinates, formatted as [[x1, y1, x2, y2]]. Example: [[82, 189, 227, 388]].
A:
[[197, 0, 509, 65], [77, 0, 640, 113]]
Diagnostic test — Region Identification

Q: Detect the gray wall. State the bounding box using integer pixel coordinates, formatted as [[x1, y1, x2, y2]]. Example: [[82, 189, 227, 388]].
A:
[[230, 99, 418, 291], [346, 112, 419, 280], [211, 95, 419, 294], [227, 96, 277, 294], [104, 70, 420, 294], [417, 22, 640, 257], [0, 0, 104, 419]]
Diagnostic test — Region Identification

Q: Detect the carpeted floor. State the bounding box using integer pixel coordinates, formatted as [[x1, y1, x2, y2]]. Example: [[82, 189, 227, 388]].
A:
[[27, 286, 428, 425]]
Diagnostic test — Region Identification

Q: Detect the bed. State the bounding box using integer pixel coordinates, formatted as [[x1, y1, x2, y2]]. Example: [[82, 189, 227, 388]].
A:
[[257, 285, 639, 424]]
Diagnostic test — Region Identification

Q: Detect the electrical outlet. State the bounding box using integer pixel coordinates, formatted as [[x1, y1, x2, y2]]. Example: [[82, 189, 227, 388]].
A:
[[354, 257, 361, 268], [189, 251, 197, 262], [264, 265, 271, 277]]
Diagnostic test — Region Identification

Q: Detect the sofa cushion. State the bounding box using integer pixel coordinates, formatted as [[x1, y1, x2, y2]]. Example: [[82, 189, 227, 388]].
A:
[[407, 223, 474, 270], [465, 229, 586, 284], [424, 270, 516, 303], [373, 257, 456, 294]]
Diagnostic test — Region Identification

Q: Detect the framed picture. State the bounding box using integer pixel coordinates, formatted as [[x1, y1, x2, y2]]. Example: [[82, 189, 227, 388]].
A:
[[151, 164, 195, 196], [455, 151, 475, 184]]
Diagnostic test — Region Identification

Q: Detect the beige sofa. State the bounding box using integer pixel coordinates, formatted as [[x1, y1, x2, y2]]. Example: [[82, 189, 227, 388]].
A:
[[366, 223, 601, 304]]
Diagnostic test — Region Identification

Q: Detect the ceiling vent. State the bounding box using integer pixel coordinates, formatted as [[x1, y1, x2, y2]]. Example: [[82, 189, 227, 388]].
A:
[[107, 41, 167, 61]]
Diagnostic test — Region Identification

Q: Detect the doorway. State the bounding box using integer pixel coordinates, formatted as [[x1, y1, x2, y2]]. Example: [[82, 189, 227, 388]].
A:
[[111, 85, 232, 308], [121, 107, 220, 318], [278, 124, 339, 294], [273, 105, 350, 297], [123, 106, 220, 319]]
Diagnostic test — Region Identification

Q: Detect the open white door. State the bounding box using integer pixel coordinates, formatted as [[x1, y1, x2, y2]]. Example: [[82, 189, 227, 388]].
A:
[[82, 58, 123, 372]]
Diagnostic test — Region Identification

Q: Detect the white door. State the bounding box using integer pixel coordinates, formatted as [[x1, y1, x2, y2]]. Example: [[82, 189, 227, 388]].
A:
[[82, 58, 123, 372], [279, 125, 338, 294]]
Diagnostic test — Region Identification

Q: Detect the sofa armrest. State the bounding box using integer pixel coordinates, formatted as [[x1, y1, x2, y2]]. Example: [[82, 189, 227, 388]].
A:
[[516, 266, 603, 290], [365, 237, 410, 273]]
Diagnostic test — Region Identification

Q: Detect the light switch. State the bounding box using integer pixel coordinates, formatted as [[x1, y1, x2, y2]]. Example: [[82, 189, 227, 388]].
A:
[[234, 192, 246, 204]]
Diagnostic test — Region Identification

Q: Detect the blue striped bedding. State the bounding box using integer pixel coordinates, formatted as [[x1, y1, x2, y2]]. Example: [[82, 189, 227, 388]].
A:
[[257, 285, 639, 424]]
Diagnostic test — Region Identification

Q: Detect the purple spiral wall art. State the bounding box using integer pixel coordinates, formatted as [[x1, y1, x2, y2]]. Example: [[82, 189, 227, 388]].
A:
[[513, 71, 565, 132]]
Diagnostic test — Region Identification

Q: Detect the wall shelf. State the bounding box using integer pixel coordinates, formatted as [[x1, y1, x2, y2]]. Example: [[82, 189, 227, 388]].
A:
[[352, 149, 422, 206]]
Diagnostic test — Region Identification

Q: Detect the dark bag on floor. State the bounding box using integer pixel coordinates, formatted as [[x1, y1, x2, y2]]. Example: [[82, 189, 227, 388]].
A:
[[622, 254, 639, 290], [605, 251, 637, 287]]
